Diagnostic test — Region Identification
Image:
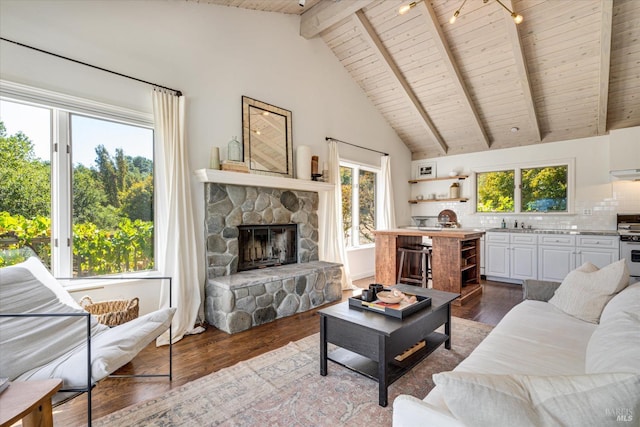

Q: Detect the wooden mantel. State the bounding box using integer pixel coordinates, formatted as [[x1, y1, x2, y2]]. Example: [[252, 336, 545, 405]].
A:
[[194, 169, 335, 192]]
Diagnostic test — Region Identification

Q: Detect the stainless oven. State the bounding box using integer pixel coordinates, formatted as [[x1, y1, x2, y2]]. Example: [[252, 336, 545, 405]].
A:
[[618, 214, 640, 280]]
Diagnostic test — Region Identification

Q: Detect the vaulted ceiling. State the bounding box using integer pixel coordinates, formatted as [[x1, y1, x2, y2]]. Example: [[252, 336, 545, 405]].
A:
[[193, 0, 640, 160]]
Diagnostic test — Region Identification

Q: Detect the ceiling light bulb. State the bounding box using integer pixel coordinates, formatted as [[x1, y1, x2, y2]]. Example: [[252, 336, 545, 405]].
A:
[[512, 13, 523, 24], [511, 127, 519, 133], [449, 10, 460, 24], [398, 2, 416, 15]]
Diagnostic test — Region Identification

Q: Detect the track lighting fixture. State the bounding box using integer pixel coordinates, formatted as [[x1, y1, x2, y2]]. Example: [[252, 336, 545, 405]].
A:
[[449, 0, 467, 24], [495, 0, 523, 24], [446, 0, 523, 24], [398, 1, 418, 15]]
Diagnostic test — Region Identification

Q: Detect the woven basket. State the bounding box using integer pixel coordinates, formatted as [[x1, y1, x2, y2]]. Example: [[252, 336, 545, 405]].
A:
[[80, 296, 139, 327]]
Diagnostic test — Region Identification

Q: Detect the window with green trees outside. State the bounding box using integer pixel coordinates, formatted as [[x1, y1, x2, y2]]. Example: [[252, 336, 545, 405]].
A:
[[340, 162, 378, 247], [476, 164, 570, 214], [0, 97, 154, 277]]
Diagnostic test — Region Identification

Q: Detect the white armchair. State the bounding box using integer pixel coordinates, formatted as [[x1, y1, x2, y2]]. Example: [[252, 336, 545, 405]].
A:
[[0, 255, 175, 425]]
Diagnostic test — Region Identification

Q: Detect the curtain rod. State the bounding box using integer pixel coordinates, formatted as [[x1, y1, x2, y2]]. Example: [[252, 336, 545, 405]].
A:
[[325, 137, 389, 156], [1, 37, 182, 97]]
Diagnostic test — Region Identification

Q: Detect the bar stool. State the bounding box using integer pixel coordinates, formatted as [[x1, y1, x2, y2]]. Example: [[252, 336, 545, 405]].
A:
[[397, 244, 432, 288]]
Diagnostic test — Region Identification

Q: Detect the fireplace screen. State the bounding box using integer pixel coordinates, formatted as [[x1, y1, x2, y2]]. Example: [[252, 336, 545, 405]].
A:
[[237, 224, 297, 271]]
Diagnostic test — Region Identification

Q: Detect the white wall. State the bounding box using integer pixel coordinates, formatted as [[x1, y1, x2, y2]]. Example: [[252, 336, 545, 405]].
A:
[[410, 130, 640, 231], [0, 0, 412, 299]]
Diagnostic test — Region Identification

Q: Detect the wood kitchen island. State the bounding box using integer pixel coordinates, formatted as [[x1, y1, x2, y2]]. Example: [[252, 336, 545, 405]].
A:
[[373, 228, 485, 306]]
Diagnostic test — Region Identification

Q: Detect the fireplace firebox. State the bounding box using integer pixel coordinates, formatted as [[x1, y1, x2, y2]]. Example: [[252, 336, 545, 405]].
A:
[[237, 224, 297, 271]]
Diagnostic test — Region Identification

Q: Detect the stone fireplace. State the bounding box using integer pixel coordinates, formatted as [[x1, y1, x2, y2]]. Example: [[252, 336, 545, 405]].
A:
[[237, 224, 297, 271], [202, 181, 342, 334], [204, 183, 320, 278]]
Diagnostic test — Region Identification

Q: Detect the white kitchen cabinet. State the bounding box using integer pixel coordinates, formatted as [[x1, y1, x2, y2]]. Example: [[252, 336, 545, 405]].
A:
[[485, 232, 510, 279], [510, 234, 537, 281], [575, 235, 620, 268], [486, 231, 620, 283], [538, 235, 576, 282]]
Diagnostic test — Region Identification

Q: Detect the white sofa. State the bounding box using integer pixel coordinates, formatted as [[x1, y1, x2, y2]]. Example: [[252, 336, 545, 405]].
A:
[[0, 256, 175, 408], [393, 260, 640, 427]]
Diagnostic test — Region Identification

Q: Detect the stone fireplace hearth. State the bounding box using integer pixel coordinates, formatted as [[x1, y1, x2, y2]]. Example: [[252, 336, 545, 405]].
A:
[[202, 179, 342, 334], [204, 183, 319, 278]]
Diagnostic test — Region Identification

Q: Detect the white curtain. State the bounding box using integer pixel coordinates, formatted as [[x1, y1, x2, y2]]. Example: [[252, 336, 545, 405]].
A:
[[380, 155, 396, 229], [319, 140, 354, 290], [153, 89, 202, 345]]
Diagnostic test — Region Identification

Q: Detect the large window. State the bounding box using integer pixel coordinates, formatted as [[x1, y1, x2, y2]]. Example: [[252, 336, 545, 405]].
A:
[[476, 162, 571, 214], [0, 94, 154, 277], [340, 161, 378, 247]]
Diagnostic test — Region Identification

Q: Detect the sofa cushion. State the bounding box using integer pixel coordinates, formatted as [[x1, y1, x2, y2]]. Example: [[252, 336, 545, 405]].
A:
[[17, 307, 176, 394], [586, 283, 640, 375], [0, 260, 108, 380], [548, 260, 629, 323], [424, 300, 597, 412], [433, 371, 640, 427], [21, 256, 84, 310], [599, 282, 640, 324]]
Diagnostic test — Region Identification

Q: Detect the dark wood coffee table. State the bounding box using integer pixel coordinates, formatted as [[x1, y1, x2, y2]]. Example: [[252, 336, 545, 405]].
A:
[[319, 284, 459, 407]]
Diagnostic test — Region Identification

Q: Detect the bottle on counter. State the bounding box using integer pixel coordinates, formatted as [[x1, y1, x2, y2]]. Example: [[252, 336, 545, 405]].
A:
[[501, 219, 506, 229]]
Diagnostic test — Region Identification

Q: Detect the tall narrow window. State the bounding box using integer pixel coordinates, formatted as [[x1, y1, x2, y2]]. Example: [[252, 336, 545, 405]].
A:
[[358, 168, 376, 245], [340, 161, 379, 247], [0, 100, 52, 267], [70, 115, 154, 276], [340, 165, 353, 245]]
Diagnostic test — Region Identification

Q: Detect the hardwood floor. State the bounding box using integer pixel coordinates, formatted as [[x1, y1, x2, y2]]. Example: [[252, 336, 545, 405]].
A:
[[54, 279, 522, 426]]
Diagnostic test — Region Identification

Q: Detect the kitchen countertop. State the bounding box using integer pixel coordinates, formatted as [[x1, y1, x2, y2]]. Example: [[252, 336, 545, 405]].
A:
[[375, 228, 485, 239], [486, 228, 619, 236]]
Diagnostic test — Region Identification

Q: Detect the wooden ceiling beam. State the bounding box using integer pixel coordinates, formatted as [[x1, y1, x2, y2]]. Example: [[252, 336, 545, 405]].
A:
[[417, 1, 491, 149], [502, 0, 542, 142], [598, 0, 613, 135], [300, 0, 375, 39], [353, 9, 448, 154]]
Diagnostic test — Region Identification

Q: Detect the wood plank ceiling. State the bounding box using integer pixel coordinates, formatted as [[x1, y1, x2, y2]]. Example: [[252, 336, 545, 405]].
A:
[[195, 0, 640, 160]]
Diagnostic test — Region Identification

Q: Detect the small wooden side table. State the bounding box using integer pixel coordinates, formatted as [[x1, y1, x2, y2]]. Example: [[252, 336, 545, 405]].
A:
[[0, 379, 62, 427]]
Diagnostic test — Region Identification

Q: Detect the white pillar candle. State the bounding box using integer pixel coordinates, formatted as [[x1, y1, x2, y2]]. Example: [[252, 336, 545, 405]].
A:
[[209, 146, 220, 170], [296, 145, 311, 180]]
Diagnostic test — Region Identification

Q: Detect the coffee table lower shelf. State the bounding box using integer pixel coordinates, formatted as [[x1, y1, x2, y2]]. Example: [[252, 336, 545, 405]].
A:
[[327, 331, 448, 385]]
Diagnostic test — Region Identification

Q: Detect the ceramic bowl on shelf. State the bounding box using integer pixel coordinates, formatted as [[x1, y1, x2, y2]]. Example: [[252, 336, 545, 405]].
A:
[[449, 171, 458, 177]]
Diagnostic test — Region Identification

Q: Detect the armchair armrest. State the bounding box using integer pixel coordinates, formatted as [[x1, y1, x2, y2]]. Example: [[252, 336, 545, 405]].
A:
[[522, 279, 561, 302]]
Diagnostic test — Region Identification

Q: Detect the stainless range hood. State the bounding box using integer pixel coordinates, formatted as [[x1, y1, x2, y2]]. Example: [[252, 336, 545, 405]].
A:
[[610, 169, 640, 181], [609, 128, 640, 181]]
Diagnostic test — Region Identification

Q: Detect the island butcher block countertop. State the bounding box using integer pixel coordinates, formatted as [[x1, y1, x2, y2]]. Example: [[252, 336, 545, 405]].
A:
[[373, 228, 485, 239]]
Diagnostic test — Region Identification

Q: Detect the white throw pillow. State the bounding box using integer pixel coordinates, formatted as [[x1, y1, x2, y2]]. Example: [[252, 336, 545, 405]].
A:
[[548, 260, 630, 323], [433, 371, 640, 427]]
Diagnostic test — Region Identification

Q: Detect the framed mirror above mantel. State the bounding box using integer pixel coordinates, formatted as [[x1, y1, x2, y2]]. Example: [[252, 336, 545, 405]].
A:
[[242, 96, 293, 178]]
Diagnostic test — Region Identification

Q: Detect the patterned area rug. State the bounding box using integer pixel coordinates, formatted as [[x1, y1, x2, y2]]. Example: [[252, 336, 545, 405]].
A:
[[95, 317, 492, 427]]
